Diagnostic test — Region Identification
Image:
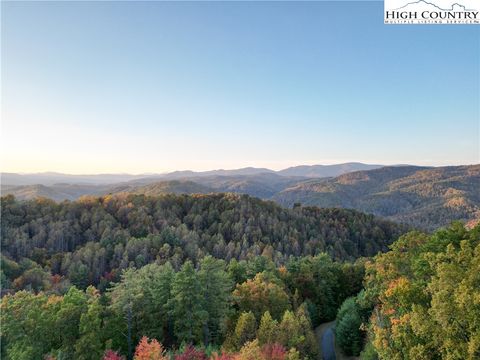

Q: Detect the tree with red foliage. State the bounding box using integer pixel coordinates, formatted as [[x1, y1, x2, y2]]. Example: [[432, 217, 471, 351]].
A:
[[261, 343, 287, 360], [103, 349, 125, 360], [174, 345, 208, 360], [209, 353, 235, 360]]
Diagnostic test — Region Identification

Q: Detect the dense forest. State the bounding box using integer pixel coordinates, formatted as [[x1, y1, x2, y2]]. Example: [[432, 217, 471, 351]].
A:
[[1, 193, 404, 292], [4, 165, 479, 231], [1, 253, 365, 360], [1, 193, 373, 359], [332, 223, 480, 360], [1, 193, 478, 360]]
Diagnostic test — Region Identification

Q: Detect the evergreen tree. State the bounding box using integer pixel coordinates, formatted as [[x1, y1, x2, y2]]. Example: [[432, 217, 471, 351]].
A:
[[75, 286, 105, 360], [232, 312, 257, 350], [335, 298, 363, 356], [256, 311, 278, 346], [169, 261, 207, 344], [198, 256, 233, 345]]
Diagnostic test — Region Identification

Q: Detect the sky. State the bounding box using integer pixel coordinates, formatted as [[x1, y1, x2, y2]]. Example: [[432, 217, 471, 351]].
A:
[[1, 1, 479, 174]]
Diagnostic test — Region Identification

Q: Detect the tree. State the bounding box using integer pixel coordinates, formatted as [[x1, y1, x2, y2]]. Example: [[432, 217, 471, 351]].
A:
[[1, 291, 59, 359], [233, 273, 290, 321], [12, 265, 50, 292], [335, 298, 363, 356], [257, 311, 278, 346], [232, 312, 257, 350], [169, 261, 207, 344], [236, 340, 263, 360], [261, 343, 287, 360], [55, 286, 88, 357], [68, 262, 90, 290], [174, 345, 208, 360], [198, 256, 233, 345], [109, 263, 174, 356], [294, 304, 318, 358], [103, 350, 125, 360], [75, 286, 105, 360], [134, 336, 167, 360], [364, 224, 480, 360], [277, 311, 300, 350], [285, 254, 344, 323], [277, 308, 318, 360]]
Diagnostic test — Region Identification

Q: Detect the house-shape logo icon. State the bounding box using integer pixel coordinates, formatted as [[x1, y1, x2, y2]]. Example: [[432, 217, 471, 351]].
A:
[[384, 0, 479, 24]]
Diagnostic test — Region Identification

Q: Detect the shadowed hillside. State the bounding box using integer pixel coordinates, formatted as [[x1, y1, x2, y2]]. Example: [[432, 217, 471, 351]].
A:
[[274, 165, 480, 230]]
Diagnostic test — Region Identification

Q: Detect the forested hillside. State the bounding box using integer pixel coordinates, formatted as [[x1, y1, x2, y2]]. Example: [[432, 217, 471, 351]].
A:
[[274, 165, 480, 230], [3, 165, 479, 230], [111, 180, 215, 197], [2, 194, 478, 360], [117, 174, 299, 200], [1, 193, 405, 293], [333, 223, 480, 360], [1, 183, 111, 202], [1, 252, 366, 360], [0, 193, 389, 360]]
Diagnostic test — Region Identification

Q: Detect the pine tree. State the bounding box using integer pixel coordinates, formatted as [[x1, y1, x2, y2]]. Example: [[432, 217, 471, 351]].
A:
[[233, 312, 257, 350], [169, 261, 207, 344], [257, 311, 278, 346], [198, 256, 232, 345], [294, 304, 318, 358], [277, 311, 300, 349], [75, 286, 105, 360]]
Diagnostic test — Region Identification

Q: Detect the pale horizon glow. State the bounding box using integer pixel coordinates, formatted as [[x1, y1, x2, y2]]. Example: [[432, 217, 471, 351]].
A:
[[2, 1, 479, 174], [4, 158, 480, 176]]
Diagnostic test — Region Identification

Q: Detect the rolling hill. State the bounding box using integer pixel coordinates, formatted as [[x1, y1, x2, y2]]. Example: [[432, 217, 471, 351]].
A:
[[2, 164, 478, 229], [277, 162, 383, 177], [273, 165, 480, 230], [109, 180, 215, 196], [0, 183, 110, 202]]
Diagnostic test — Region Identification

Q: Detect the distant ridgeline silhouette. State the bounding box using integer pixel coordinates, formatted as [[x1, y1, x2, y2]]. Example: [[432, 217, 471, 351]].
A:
[[394, 0, 475, 11]]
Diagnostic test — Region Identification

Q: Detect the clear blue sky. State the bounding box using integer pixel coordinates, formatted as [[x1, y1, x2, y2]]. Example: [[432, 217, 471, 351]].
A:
[[2, 1, 479, 174]]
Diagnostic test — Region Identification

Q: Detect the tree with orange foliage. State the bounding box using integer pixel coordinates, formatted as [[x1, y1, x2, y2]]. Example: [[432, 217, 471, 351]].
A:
[[133, 336, 168, 360]]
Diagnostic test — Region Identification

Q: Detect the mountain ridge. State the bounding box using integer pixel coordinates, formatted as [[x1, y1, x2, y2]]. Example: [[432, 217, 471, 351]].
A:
[[2, 164, 478, 230], [1, 163, 386, 186], [273, 164, 480, 230]]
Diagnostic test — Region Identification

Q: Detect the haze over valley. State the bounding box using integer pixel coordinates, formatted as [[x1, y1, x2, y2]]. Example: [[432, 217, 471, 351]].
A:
[[3, 163, 479, 230]]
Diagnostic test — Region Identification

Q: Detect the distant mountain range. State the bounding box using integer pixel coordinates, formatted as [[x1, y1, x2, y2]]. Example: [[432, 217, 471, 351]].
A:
[[2, 163, 479, 229], [277, 162, 382, 177], [1, 162, 382, 186], [1, 163, 383, 202], [1, 172, 150, 186], [273, 165, 480, 230]]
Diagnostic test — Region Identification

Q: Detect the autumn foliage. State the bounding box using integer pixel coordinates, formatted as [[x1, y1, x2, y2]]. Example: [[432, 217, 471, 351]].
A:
[[134, 336, 168, 360], [103, 350, 125, 360], [174, 344, 208, 360]]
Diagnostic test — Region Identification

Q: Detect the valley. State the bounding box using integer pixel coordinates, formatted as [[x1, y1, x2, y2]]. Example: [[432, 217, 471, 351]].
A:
[[3, 164, 479, 230]]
